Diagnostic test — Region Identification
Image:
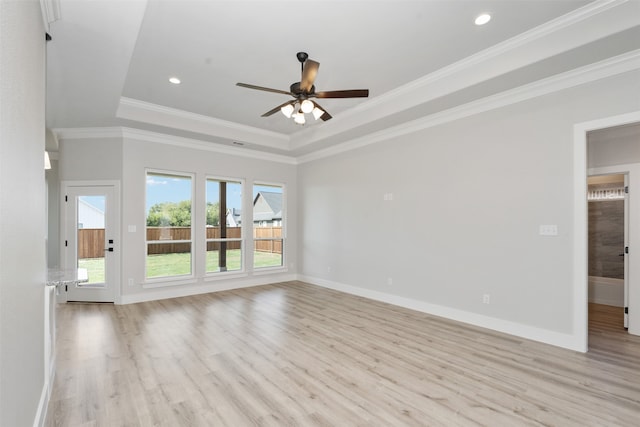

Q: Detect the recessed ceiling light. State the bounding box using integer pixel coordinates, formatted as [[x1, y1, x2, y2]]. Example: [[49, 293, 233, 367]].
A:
[[475, 13, 491, 26], [169, 77, 181, 84]]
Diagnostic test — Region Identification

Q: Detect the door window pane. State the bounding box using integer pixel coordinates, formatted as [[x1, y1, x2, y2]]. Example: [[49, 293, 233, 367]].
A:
[[77, 195, 106, 285]]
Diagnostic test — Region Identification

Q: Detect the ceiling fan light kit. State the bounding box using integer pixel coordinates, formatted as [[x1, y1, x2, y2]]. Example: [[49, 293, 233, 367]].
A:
[[281, 103, 295, 118], [300, 99, 314, 114], [293, 112, 306, 125], [237, 52, 369, 125]]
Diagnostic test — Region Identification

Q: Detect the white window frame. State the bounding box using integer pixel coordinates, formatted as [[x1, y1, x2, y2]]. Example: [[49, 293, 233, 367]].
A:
[[144, 169, 195, 282], [205, 176, 245, 276], [252, 181, 286, 272]]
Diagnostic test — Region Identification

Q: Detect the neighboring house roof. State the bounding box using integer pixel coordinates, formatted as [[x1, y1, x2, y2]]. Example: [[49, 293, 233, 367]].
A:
[[253, 191, 282, 222], [226, 208, 242, 226]]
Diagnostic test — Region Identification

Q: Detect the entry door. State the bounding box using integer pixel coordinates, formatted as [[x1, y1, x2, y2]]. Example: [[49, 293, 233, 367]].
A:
[[624, 174, 629, 328], [62, 183, 119, 302]]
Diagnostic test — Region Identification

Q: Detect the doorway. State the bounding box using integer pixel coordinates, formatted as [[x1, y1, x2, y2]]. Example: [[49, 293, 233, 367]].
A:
[[61, 181, 120, 302], [587, 173, 628, 328], [573, 112, 639, 352]]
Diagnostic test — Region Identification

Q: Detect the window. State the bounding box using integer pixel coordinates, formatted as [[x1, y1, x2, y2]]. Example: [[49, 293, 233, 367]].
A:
[[253, 183, 284, 269], [145, 171, 193, 279], [206, 178, 243, 273]]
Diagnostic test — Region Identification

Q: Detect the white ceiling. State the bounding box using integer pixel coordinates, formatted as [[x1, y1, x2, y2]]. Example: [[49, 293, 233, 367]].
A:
[[45, 0, 640, 158]]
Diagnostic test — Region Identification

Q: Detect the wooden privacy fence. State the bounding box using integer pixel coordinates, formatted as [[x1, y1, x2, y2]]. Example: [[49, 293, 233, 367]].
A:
[[254, 227, 282, 254], [77, 226, 282, 258], [77, 228, 105, 259]]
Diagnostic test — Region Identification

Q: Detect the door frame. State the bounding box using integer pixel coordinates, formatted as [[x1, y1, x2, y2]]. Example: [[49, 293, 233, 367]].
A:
[[60, 180, 121, 303], [573, 111, 640, 351]]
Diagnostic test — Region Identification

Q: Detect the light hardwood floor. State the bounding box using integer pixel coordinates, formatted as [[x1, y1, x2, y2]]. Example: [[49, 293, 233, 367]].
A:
[[45, 282, 640, 426]]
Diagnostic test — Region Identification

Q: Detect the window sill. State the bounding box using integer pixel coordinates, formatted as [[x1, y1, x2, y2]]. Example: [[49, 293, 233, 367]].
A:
[[142, 277, 197, 289], [252, 266, 288, 276], [203, 271, 249, 282]]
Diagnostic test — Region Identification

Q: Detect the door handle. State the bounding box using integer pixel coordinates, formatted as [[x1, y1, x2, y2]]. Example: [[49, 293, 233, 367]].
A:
[[104, 248, 114, 252]]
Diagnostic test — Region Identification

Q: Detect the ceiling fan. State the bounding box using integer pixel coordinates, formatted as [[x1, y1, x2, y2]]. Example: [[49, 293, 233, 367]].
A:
[[236, 52, 369, 124]]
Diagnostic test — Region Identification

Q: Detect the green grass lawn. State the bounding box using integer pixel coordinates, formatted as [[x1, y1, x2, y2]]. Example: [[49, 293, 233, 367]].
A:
[[79, 250, 282, 282], [78, 258, 105, 284]]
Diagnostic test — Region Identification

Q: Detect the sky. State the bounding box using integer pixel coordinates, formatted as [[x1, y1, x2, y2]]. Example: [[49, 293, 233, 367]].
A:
[[80, 195, 106, 212], [78, 179, 282, 217], [145, 174, 281, 213]]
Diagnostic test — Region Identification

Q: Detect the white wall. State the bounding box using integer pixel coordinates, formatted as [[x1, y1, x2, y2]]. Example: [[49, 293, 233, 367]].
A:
[[589, 276, 624, 307], [59, 137, 123, 181], [0, 1, 47, 426], [588, 123, 640, 168], [298, 70, 640, 350]]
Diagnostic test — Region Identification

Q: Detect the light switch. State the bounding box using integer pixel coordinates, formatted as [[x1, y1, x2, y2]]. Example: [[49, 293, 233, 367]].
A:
[[539, 225, 558, 236], [128, 225, 137, 233]]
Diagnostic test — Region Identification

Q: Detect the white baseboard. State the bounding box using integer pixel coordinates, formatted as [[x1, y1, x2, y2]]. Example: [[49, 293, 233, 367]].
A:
[[32, 353, 56, 427], [299, 275, 585, 353], [120, 273, 297, 304], [588, 276, 624, 307], [33, 383, 48, 427]]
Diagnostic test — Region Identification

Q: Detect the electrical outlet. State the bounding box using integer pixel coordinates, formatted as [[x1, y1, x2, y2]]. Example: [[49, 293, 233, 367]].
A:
[[483, 294, 490, 304], [128, 278, 134, 287], [387, 277, 393, 286], [327, 266, 332, 273]]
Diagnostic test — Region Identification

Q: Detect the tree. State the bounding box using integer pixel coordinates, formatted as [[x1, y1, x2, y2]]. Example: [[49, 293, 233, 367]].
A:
[[206, 202, 220, 226], [146, 200, 192, 226]]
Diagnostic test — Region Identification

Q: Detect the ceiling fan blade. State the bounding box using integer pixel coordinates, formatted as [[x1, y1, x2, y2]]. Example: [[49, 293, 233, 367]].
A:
[[320, 110, 332, 121], [320, 111, 331, 122], [300, 60, 319, 92], [261, 100, 296, 117], [236, 82, 292, 96], [314, 89, 369, 98]]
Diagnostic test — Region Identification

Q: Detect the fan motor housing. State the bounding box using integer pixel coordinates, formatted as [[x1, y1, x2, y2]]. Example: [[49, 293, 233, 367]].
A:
[[290, 82, 315, 96]]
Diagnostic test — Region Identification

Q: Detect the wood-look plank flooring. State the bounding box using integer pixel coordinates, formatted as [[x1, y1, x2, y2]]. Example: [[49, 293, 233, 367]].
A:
[[45, 282, 640, 426]]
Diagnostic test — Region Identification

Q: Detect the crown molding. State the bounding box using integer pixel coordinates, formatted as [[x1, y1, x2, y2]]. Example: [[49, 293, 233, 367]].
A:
[[289, 0, 639, 151], [117, 97, 290, 151], [121, 127, 297, 164], [40, 0, 61, 32], [298, 50, 640, 164], [53, 126, 297, 165], [54, 127, 124, 140]]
